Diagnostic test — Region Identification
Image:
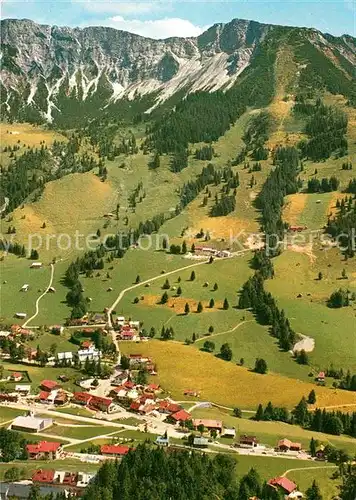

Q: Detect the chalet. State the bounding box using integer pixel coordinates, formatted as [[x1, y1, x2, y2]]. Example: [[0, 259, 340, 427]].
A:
[[145, 383, 160, 393], [192, 419, 223, 433], [10, 372, 23, 382], [78, 347, 101, 363], [315, 445, 326, 461], [317, 371, 326, 383], [155, 436, 170, 447], [128, 354, 148, 366], [159, 401, 182, 414], [268, 477, 297, 495], [123, 380, 135, 390], [169, 409, 192, 424], [38, 391, 52, 403], [11, 415, 53, 433], [72, 392, 92, 406], [27, 441, 62, 460], [81, 340, 94, 349], [239, 435, 259, 448], [30, 262, 43, 268], [289, 225, 307, 232], [92, 313, 106, 324], [0, 393, 18, 402], [184, 390, 200, 397], [51, 325, 64, 334], [277, 438, 302, 452], [222, 428, 236, 438], [120, 329, 137, 341], [54, 391, 68, 405], [32, 469, 56, 485], [40, 380, 60, 392], [17, 328, 33, 337], [15, 312, 27, 319], [47, 286, 56, 293], [193, 436, 209, 448], [110, 386, 128, 400], [116, 316, 125, 326], [100, 444, 130, 456], [20, 284, 30, 292], [15, 384, 31, 395], [57, 352, 73, 363], [89, 395, 114, 413], [130, 401, 141, 413], [11, 324, 22, 334]]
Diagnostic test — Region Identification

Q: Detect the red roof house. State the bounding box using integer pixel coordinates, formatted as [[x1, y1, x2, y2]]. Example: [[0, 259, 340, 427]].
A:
[[32, 469, 55, 484], [40, 380, 59, 391], [89, 395, 113, 412], [27, 441, 62, 459], [130, 401, 141, 412], [317, 371, 326, 382], [146, 383, 160, 392], [38, 391, 51, 402], [101, 445, 130, 456], [10, 372, 23, 382], [268, 477, 297, 494], [123, 380, 135, 389], [169, 409, 192, 422], [72, 392, 92, 405]]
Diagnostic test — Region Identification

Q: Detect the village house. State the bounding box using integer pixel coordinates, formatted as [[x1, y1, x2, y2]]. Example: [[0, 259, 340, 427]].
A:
[[20, 284, 30, 292], [155, 436, 170, 447], [81, 340, 94, 349], [100, 444, 131, 457], [316, 371, 326, 383], [77, 346, 101, 363], [119, 327, 137, 341], [11, 415, 53, 433], [315, 445, 326, 461], [168, 409, 192, 424], [10, 372, 23, 382], [51, 325, 64, 335], [277, 438, 302, 452], [222, 428, 236, 439], [192, 419, 223, 433], [30, 262, 43, 268], [26, 441, 62, 460], [159, 401, 182, 414], [89, 395, 115, 413], [40, 380, 60, 392], [15, 384, 31, 395], [72, 392, 93, 406], [109, 385, 128, 401], [268, 477, 298, 496], [116, 316, 125, 326], [56, 352, 73, 363], [15, 312, 27, 319], [239, 435, 259, 448], [145, 383, 160, 394], [193, 436, 209, 448]]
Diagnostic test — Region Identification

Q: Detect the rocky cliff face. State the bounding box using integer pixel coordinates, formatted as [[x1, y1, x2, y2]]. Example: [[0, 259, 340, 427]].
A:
[[1, 17, 355, 122]]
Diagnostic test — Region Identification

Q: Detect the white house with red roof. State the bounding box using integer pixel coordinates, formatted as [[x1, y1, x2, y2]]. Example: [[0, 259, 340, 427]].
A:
[[26, 441, 62, 460]]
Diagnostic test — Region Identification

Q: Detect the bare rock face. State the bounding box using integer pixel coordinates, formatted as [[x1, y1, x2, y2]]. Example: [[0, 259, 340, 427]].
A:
[[1, 17, 355, 122]]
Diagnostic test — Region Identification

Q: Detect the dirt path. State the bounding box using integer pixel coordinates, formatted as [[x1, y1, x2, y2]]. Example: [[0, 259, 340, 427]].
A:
[[282, 465, 337, 477], [194, 319, 255, 343], [23, 263, 55, 327], [107, 258, 210, 328]]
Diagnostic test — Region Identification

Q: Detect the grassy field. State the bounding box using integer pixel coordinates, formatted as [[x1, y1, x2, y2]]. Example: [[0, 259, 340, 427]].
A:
[[0, 361, 82, 392], [190, 406, 356, 454], [233, 455, 339, 499], [119, 340, 356, 409], [44, 425, 120, 440], [0, 407, 25, 423], [266, 249, 356, 373], [0, 123, 67, 168], [55, 406, 95, 418], [0, 255, 53, 323]]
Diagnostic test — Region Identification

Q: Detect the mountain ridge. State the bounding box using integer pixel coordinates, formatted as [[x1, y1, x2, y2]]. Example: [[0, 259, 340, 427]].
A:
[[1, 17, 355, 125]]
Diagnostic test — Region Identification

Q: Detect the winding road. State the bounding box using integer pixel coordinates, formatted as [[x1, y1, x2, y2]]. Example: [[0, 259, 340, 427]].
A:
[[23, 263, 55, 327]]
